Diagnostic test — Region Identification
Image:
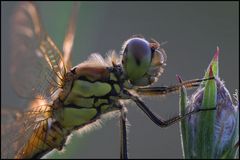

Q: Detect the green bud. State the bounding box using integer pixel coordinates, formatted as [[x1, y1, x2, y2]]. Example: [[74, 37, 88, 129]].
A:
[[179, 47, 239, 159]]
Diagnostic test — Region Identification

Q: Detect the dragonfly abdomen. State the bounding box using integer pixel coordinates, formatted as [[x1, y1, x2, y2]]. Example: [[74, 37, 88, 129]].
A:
[[15, 119, 68, 159]]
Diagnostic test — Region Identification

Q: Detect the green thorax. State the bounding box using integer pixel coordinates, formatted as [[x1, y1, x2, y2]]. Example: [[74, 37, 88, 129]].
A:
[[56, 70, 122, 129]]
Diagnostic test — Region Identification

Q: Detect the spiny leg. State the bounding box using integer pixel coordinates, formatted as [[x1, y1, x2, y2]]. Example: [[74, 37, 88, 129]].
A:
[[120, 106, 128, 159], [123, 90, 216, 128], [136, 77, 214, 96]]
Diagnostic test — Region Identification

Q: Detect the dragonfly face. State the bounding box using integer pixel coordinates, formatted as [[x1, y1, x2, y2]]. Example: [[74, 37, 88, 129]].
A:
[[121, 37, 167, 86]]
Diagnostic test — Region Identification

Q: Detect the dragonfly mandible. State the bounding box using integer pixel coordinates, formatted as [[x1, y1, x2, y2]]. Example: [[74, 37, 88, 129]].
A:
[[1, 2, 215, 159]]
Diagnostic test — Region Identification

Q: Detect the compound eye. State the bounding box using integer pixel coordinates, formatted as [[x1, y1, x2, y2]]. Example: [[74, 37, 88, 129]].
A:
[[122, 38, 152, 82]]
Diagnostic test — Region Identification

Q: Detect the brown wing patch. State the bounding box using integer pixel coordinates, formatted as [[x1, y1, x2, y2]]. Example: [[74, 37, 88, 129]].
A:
[[74, 53, 113, 81], [75, 66, 110, 81]]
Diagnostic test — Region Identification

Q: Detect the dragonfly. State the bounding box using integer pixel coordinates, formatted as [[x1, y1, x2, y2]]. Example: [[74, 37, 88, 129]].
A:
[[1, 2, 215, 159]]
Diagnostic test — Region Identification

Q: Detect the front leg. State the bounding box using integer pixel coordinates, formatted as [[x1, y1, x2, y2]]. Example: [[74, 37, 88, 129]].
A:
[[122, 90, 216, 128], [136, 77, 214, 96]]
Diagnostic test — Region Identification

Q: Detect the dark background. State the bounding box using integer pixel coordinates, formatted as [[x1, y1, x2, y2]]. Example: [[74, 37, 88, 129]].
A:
[[1, 1, 239, 158]]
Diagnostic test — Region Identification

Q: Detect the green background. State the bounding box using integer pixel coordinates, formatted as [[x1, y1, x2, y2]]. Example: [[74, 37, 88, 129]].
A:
[[1, 1, 239, 158]]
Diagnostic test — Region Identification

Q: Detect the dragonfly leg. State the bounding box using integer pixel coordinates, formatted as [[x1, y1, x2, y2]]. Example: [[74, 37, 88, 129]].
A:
[[120, 106, 128, 159], [136, 77, 214, 96], [124, 90, 216, 128]]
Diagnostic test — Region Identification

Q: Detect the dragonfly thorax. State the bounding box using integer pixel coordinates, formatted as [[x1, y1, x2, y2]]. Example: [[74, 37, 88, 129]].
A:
[[53, 63, 125, 130]]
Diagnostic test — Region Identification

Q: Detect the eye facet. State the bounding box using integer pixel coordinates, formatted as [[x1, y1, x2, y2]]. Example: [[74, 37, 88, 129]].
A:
[[122, 38, 152, 83]]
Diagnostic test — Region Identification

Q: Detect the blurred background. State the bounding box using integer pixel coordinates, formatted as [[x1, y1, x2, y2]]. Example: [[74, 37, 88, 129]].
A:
[[1, 1, 239, 158]]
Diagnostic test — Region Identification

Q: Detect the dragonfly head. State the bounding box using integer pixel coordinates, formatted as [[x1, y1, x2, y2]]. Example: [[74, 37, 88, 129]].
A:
[[121, 37, 167, 86]]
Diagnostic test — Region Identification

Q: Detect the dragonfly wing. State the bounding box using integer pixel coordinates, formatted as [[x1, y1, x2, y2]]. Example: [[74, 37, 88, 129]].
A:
[[1, 103, 52, 159], [2, 2, 71, 158], [1, 108, 23, 158], [62, 2, 80, 70], [10, 1, 66, 100]]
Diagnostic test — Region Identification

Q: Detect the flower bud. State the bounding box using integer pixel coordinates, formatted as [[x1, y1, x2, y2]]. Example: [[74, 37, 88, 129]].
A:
[[179, 47, 239, 158]]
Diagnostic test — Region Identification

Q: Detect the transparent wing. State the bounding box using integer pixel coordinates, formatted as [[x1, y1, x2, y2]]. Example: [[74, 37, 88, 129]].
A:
[[62, 2, 80, 70], [1, 102, 51, 158], [10, 1, 67, 100], [2, 2, 79, 158], [1, 107, 25, 158]]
